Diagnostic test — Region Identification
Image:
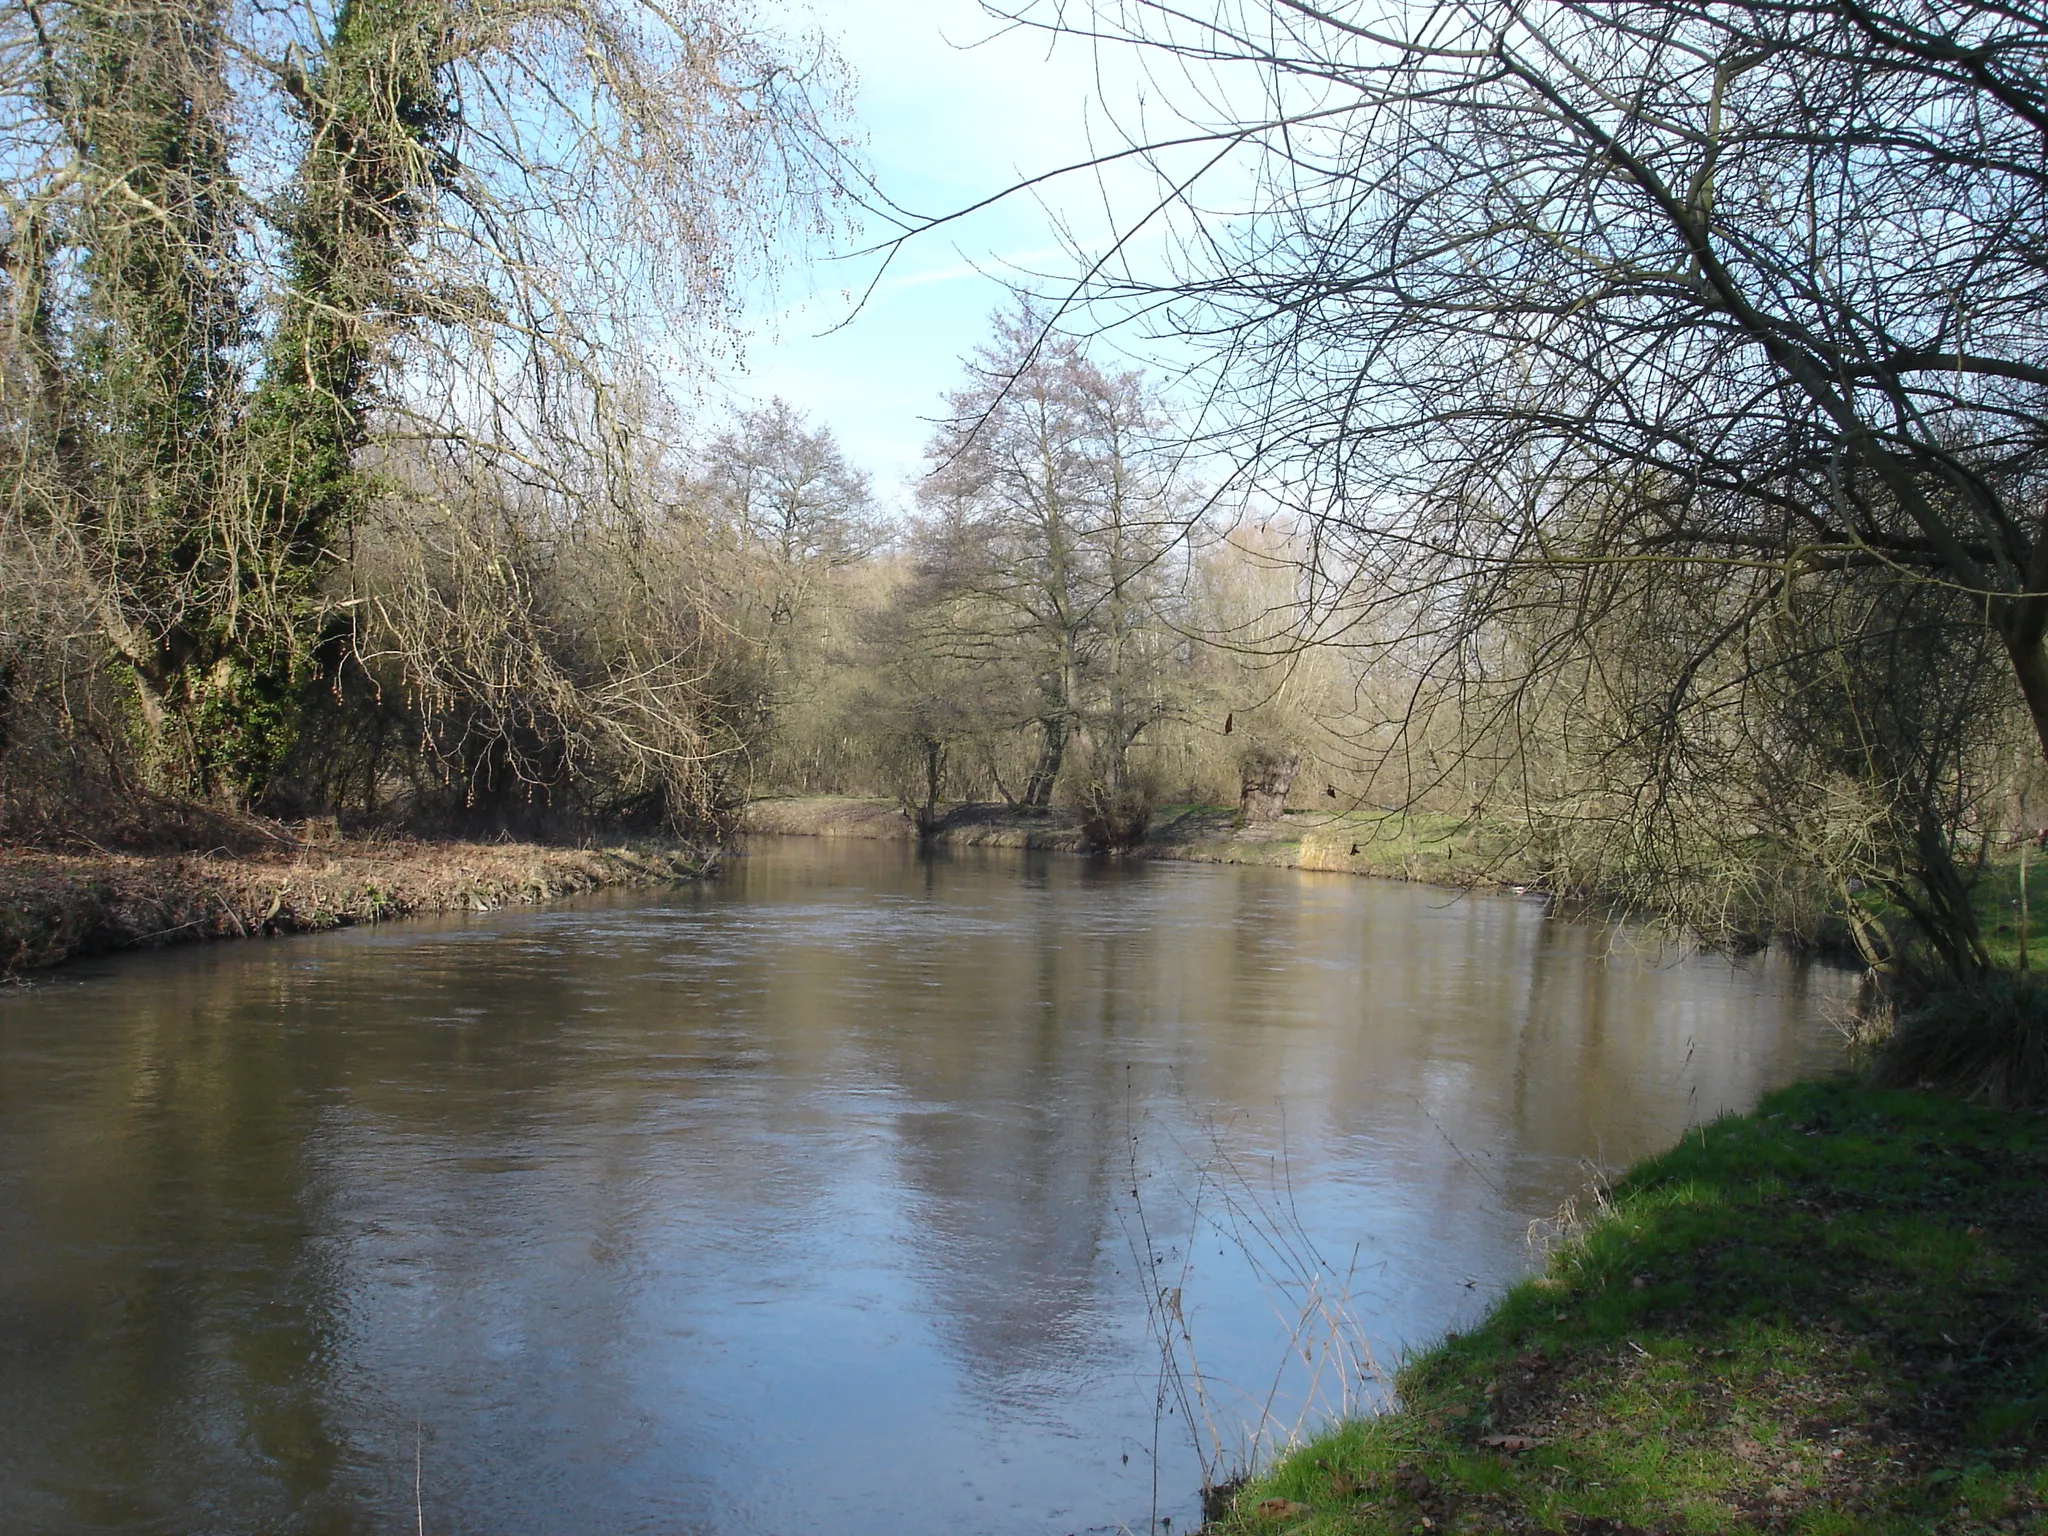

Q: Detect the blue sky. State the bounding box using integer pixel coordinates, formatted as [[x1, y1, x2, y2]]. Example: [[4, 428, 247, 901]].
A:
[[722, 0, 1176, 504]]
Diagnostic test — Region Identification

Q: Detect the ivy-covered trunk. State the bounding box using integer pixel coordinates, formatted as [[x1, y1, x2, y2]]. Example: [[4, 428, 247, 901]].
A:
[[49, 0, 449, 808], [216, 0, 449, 805], [59, 0, 253, 799]]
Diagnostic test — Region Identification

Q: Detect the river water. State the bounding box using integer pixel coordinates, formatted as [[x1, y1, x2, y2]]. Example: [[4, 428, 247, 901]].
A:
[[0, 837, 1852, 1535]]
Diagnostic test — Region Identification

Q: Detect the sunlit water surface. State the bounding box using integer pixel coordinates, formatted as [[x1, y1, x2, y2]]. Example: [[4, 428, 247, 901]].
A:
[[0, 837, 1853, 1535]]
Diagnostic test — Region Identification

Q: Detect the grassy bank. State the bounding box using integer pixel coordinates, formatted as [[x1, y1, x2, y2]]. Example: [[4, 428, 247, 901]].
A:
[[1205, 1080, 2047, 1535], [1147, 803, 1530, 885], [1942, 853, 2048, 975], [0, 837, 713, 977], [741, 796, 1536, 887]]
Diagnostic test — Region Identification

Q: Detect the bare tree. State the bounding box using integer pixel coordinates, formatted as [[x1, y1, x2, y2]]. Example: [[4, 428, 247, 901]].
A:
[[968, 0, 2048, 965], [704, 398, 883, 598], [918, 303, 1191, 825], [851, 557, 986, 832], [694, 398, 883, 793], [347, 404, 769, 835]]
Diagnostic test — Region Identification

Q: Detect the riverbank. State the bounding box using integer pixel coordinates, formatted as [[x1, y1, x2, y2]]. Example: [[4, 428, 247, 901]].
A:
[[741, 796, 1532, 887], [0, 837, 713, 977], [1205, 1078, 2047, 1535]]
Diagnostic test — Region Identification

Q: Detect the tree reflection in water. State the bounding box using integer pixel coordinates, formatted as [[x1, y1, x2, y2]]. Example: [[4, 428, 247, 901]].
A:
[[0, 838, 1849, 1535]]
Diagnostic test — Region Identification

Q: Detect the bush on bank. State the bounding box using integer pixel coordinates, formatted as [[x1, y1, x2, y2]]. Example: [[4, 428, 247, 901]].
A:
[[1207, 1080, 2048, 1535], [1872, 981, 2048, 1111]]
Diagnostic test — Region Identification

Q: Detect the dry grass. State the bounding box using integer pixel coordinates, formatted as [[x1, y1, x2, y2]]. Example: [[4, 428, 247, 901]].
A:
[[0, 836, 712, 975]]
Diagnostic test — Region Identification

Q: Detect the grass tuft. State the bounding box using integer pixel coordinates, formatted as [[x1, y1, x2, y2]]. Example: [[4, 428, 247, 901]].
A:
[[1871, 979, 2048, 1109]]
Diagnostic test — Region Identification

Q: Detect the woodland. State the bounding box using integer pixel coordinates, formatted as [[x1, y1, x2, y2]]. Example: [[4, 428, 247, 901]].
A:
[[5, 0, 2048, 1034], [5, 6, 2044, 1527]]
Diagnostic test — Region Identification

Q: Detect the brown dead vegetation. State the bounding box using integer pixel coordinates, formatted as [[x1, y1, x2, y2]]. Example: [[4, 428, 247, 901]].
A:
[[0, 837, 711, 976]]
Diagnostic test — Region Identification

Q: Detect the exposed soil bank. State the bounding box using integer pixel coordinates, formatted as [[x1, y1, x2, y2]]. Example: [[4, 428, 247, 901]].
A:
[[741, 795, 1534, 888], [1204, 1079, 2048, 1535], [0, 838, 712, 976]]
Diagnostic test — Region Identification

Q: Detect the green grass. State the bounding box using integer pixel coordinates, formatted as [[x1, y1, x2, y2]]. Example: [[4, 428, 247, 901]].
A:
[[1831, 847, 2048, 974], [1964, 853, 2048, 975], [1206, 1080, 2048, 1535], [1146, 804, 1538, 887]]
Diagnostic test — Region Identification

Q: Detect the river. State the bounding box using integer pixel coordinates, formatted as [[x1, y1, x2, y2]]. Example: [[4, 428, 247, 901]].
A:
[[0, 836, 1852, 1535]]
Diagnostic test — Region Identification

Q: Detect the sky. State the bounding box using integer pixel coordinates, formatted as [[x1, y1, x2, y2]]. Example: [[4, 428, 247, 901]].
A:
[[719, 0, 1190, 505]]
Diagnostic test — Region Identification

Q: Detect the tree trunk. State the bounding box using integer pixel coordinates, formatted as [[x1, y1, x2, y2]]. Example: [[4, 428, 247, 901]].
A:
[[1998, 613, 2048, 776], [1238, 750, 1299, 823], [1022, 717, 1066, 808], [915, 737, 946, 835]]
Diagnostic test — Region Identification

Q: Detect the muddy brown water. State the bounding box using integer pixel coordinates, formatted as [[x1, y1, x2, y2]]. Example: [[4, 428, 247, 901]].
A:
[[0, 837, 1852, 1535]]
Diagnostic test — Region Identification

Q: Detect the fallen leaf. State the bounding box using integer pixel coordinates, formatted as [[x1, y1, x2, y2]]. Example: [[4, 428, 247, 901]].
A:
[[1479, 1434, 1545, 1453], [1392, 1462, 1435, 1499], [1255, 1497, 1312, 1519]]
